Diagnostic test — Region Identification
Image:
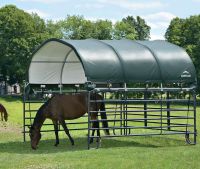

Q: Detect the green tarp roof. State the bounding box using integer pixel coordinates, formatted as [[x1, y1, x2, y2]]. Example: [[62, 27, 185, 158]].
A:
[[29, 38, 196, 84]]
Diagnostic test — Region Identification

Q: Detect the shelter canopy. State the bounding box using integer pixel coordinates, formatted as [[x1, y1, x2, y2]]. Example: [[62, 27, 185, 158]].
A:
[[29, 38, 196, 85]]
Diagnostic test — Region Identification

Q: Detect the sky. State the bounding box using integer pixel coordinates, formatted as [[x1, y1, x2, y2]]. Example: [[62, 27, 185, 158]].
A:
[[1, 0, 200, 40]]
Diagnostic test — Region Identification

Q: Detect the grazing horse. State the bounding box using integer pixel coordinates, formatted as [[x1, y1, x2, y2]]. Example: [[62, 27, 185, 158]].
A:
[[29, 92, 110, 150], [0, 103, 8, 121]]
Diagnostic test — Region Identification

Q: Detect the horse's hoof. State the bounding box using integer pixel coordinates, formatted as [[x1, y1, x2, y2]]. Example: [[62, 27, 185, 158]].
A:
[[54, 143, 59, 147], [96, 139, 100, 143], [54, 141, 59, 146], [89, 139, 93, 144], [71, 140, 75, 146]]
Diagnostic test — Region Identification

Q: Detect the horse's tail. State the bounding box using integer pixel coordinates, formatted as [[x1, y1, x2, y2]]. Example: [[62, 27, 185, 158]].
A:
[[100, 101, 110, 135], [4, 107, 8, 121]]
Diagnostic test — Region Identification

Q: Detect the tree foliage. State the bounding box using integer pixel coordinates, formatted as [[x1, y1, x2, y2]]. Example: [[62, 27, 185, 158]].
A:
[[165, 17, 185, 46], [59, 15, 113, 40], [46, 20, 63, 39], [0, 5, 35, 84], [122, 16, 150, 40], [113, 16, 150, 40], [92, 20, 112, 40], [60, 15, 150, 40], [60, 15, 93, 39], [113, 20, 137, 40]]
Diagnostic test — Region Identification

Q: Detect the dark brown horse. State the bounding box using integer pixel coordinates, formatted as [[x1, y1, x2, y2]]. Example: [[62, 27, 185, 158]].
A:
[[0, 103, 8, 121], [29, 92, 109, 150]]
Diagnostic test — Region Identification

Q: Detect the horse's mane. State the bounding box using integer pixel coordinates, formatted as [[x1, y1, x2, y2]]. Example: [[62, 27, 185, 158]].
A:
[[32, 96, 55, 128]]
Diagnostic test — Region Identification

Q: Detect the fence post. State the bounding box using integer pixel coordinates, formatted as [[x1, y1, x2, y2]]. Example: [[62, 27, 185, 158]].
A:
[[144, 90, 147, 127], [193, 90, 197, 144], [87, 91, 91, 149], [167, 91, 171, 130]]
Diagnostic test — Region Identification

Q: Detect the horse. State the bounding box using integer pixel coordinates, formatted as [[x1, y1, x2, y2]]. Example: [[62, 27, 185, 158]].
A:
[[0, 103, 8, 121], [29, 92, 110, 150]]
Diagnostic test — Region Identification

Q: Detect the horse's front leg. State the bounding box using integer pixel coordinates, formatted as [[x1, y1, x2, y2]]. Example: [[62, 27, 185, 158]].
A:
[[59, 119, 74, 146], [52, 120, 59, 146]]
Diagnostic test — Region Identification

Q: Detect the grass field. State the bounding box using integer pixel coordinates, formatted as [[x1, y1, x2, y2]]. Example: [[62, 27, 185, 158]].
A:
[[0, 96, 199, 169]]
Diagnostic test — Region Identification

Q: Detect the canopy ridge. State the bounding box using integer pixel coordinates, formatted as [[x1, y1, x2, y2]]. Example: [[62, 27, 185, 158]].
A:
[[93, 39, 127, 82], [134, 40, 163, 82]]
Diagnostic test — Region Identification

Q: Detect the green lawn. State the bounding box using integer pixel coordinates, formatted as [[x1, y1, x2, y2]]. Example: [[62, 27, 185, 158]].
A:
[[0, 96, 199, 169]]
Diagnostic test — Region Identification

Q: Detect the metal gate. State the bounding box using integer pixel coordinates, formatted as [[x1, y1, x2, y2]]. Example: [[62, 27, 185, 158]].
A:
[[23, 84, 89, 142], [87, 86, 197, 149]]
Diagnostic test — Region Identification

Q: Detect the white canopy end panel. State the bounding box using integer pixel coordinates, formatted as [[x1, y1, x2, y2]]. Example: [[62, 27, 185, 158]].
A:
[[29, 40, 87, 84]]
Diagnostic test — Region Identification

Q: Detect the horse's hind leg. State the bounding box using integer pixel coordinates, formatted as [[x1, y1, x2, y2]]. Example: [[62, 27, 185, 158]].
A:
[[90, 112, 101, 144], [90, 122, 96, 144], [59, 119, 74, 146], [52, 120, 59, 146], [90, 121, 101, 145], [1, 112, 3, 121], [96, 120, 101, 148]]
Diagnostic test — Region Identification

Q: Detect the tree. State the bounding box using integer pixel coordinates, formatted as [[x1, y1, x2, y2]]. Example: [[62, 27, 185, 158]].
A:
[[183, 15, 200, 46], [60, 15, 113, 40], [113, 20, 137, 40], [122, 16, 150, 40], [113, 16, 150, 40], [165, 17, 185, 46], [60, 15, 95, 39], [165, 15, 200, 57], [60, 15, 150, 40], [92, 19, 112, 40], [0, 5, 50, 84], [46, 20, 63, 39]]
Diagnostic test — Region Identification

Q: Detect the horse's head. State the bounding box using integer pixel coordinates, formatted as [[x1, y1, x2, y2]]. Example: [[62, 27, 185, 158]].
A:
[[29, 125, 41, 150]]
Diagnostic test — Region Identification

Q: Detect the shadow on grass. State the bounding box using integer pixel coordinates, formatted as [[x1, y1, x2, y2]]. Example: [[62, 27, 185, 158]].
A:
[[0, 96, 22, 102], [0, 135, 189, 154]]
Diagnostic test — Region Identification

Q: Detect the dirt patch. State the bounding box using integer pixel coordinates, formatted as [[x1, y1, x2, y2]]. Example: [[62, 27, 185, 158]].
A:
[[0, 122, 21, 133]]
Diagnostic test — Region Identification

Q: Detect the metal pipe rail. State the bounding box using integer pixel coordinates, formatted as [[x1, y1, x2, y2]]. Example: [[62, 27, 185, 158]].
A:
[[90, 108, 194, 113], [89, 98, 194, 103], [89, 116, 194, 123], [89, 131, 196, 138], [94, 87, 195, 92], [89, 124, 194, 130], [23, 128, 89, 133]]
